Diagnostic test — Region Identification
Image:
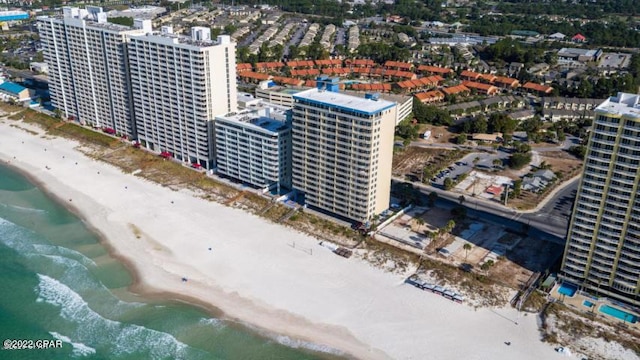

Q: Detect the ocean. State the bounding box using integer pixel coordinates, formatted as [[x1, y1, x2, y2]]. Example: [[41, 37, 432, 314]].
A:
[[0, 163, 343, 360]]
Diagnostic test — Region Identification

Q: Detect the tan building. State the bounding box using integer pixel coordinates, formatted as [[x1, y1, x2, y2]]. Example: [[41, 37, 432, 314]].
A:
[[291, 84, 397, 222], [561, 93, 640, 306]]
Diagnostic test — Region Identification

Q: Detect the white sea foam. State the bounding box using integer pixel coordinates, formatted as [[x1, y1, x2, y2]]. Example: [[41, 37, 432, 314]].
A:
[[274, 335, 345, 356], [32, 244, 96, 267], [49, 332, 96, 357], [198, 317, 224, 328], [36, 274, 192, 358], [2, 203, 47, 214], [242, 320, 344, 356]]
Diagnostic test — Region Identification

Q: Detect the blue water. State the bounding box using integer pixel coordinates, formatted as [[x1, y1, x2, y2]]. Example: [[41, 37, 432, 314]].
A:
[[599, 305, 638, 323], [0, 163, 343, 359], [583, 300, 594, 308], [558, 283, 577, 297]]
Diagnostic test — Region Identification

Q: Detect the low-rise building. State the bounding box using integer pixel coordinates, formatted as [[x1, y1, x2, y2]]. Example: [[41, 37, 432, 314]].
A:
[[557, 47, 602, 63], [0, 81, 32, 102]]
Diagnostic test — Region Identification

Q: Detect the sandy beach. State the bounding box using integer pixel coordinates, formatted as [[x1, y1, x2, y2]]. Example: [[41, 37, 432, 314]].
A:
[[0, 119, 573, 360]]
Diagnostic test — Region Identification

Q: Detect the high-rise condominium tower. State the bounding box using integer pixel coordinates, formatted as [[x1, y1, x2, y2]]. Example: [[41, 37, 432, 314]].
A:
[[128, 27, 237, 169], [38, 7, 146, 137], [561, 92, 640, 306], [291, 81, 397, 222]]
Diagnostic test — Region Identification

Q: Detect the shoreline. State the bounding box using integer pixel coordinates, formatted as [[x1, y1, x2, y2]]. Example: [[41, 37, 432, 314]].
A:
[[0, 119, 571, 360], [0, 122, 381, 360]]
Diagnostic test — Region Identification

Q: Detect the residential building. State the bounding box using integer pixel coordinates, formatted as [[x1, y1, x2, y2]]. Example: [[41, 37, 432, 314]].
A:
[[215, 104, 291, 193], [37, 6, 147, 136], [291, 83, 397, 222], [128, 27, 238, 169], [561, 92, 640, 306]]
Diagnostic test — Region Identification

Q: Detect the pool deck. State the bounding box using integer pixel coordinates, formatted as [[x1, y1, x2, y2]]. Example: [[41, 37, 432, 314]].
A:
[[549, 284, 640, 331]]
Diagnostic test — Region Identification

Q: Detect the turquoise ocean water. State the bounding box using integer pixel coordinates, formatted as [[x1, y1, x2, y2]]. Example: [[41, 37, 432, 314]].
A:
[[0, 164, 343, 360]]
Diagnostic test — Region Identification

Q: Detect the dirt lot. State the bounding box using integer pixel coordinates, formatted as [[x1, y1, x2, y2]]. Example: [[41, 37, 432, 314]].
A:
[[508, 150, 582, 210], [417, 125, 456, 144], [392, 146, 468, 181], [538, 151, 583, 179], [408, 205, 563, 289]]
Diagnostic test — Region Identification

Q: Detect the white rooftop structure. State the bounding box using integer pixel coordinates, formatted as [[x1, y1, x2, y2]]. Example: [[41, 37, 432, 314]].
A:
[[293, 88, 396, 116], [595, 92, 640, 119]]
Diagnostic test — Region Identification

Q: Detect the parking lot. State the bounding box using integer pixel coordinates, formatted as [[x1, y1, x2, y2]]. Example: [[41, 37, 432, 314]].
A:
[[431, 151, 509, 187]]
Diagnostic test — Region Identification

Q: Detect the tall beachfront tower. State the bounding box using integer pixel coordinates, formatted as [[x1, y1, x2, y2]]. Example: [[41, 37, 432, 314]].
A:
[[128, 27, 237, 169], [291, 81, 397, 222], [37, 7, 147, 137], [561, 92, 640, 306]]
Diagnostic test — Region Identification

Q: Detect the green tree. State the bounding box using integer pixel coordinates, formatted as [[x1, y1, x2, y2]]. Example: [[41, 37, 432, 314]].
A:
[[463, 243, 472, 261], [568, 145, 587, 159], [509, 152, 532, 169], [443, 177, 454, 190]]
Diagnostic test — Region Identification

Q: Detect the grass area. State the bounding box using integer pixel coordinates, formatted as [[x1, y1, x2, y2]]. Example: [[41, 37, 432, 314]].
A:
[[541, 301, 640, 356], [52, 123, 118, 148], [521, 290, 547, 312]]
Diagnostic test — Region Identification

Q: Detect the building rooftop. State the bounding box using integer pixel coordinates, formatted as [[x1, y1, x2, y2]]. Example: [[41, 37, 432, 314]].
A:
[[558, 48, 600, 57], [596, 93, 640, 119], [293, 88, 396, 116], [217, 103, 289, 133], [0, 81, 27, 94]]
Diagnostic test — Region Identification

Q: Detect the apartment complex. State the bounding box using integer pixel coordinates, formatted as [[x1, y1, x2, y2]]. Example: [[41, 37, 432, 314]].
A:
[[291, 84, 397, 222], [561, 92, 640, 306], [128, 27, 237, 168], [37, 7, 146, 136], [215, 104, 291, 193]]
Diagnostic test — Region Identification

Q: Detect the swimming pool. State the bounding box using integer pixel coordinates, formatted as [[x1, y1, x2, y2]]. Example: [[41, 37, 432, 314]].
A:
[[583, 300, 594, 308], [558, 283, 577, 297], [599, 305, 638, 323]]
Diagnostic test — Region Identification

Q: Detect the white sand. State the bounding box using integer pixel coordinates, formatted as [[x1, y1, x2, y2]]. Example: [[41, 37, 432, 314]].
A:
[[0, 120, 570, 360]]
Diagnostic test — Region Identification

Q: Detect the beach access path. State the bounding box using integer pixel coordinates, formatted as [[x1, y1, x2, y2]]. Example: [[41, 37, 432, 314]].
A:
[[0, 119, 570, 360]]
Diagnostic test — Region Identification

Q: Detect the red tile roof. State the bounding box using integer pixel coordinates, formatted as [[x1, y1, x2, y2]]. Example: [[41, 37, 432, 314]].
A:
[[346, 59, 376, 67], [441, 84, 470, 95], [494, 76, 519, 87], [417, 65, 452, 75], [462, 81, 499, 95], [236, 63, 253, 72], [522, 82, 553, 93], [238, 71, 271, 81], [384, 60, 413, 69], [460, 70, 482, 80], [414, 90, 445, 103]]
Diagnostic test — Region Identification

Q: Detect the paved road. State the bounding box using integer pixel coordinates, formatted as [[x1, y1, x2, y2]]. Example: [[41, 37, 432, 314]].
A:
[[401, 176, 579, 241]]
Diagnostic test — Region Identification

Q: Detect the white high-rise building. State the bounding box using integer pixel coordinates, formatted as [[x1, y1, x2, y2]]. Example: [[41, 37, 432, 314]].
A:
[[37, 7, 147, 137], [291, 82, 397, 222], [215, 103, 291, 193], [561, 92, 640, 306], [128, 29, 237, 168]]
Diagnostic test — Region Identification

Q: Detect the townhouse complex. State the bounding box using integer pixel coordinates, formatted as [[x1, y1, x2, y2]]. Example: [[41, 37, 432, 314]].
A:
[[562, 92, 640, 306], [38, 7, 401, 224]]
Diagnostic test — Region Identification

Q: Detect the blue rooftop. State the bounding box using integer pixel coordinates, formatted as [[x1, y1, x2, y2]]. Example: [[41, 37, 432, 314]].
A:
[[0, 81, 27, 95], [251, 117, 288, 132]]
